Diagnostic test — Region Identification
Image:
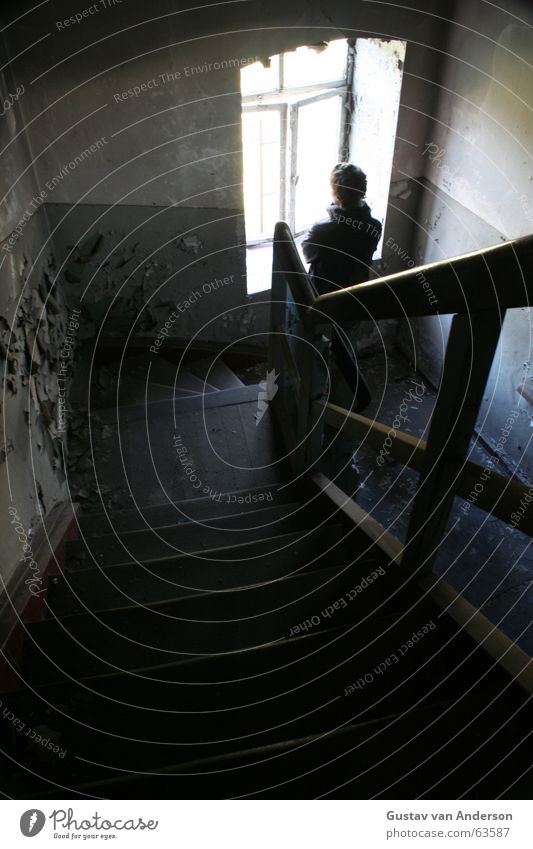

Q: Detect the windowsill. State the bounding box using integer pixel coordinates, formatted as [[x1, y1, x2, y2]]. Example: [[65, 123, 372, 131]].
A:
[[246, 237, 275, 248], [245, 235, 308, 295], [246, 230, 307, 248], [245, 236, 381, 295]]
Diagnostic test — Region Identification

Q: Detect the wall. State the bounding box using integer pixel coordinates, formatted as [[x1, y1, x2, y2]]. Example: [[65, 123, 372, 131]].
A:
[[45, 203, 254, 349], [1, 0, 448, 352], [397, 0, 533, 479], [9, 0, 528, 581], [350, 37, 406, 254], [396, 179, 505, 387], [0, 34, 68, 592], [0, 0, 464, 586]]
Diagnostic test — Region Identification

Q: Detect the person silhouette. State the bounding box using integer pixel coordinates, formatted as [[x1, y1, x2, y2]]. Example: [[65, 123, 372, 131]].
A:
[[302, 163, 382, 296]]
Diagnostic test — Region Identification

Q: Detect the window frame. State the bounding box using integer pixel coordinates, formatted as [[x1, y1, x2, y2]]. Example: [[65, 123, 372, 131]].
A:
[[242, 42, 354, 247], [241, 102, 286, 242], [289, 89, 345, 235]]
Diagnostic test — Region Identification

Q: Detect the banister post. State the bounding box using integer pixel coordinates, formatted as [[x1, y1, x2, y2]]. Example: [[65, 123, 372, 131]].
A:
[[317, 326, 362, 495], [268, 223, 325, 476], [402, 309, 505, 574]]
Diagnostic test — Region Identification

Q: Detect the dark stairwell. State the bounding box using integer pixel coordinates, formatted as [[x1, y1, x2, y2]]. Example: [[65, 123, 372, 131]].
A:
[[1, 0, 533, 804], [2, 238, 533, 799]]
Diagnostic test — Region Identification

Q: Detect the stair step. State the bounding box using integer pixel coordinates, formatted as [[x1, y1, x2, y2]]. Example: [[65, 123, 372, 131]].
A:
[[70, 352, 208, 410], [48, 524, 366, 615], [65, 502, 342, 571], [114, 377, 191, 405], [97, 384, 264, 422], [111, 373, 218, 401], [64, 527, 359, 583], [25, 563, 423, 682], [187, 357, 244, 390], [116, 353, 187, 388], [13, 608, 437, 757], [173, 370, 218, 394], [77, 483, 302, 537], [65, 692, 531, 799], [73, 384, 283, 512], [92, 357, 217, 405], [6, 618, 523, 796]]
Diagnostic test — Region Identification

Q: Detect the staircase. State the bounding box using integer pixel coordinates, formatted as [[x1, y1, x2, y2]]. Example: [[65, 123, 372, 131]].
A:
[[1, 346, 532, 800]]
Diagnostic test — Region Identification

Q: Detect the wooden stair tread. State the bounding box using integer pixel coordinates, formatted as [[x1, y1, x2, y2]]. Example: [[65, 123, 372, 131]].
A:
[[48, 525, 362, 615], [65, 502, 344, 570], [187, 357, 245, 390], [25, 566, 428, 681], [77, 482, 302, 537]]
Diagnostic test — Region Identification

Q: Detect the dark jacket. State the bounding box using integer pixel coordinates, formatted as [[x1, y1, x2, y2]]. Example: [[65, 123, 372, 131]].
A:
[[302, 203, 382, 295]]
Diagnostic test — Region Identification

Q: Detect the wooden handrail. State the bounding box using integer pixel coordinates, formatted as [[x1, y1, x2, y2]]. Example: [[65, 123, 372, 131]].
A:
[[271, 220, 371, 416], [272, 223, 533, 684], [272, 221, 317, 314], [312, 472, 533, 697], [307, 233, 533, 322], [314, 400, 426, 470], [310, 472, 404, 562], [315, 400, 533, 535], [271, 224, 533, 544]]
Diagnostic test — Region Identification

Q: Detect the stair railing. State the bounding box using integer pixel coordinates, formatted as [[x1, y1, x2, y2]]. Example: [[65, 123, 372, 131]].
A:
[[268, 221, 533, 574]]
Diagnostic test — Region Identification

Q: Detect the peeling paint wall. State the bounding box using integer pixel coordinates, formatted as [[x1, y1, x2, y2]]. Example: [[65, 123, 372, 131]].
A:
[[1, 37, 69, 590], [397, 0, 533, 480], [45, 203, 254, 347], [5, 0, 253, 354]]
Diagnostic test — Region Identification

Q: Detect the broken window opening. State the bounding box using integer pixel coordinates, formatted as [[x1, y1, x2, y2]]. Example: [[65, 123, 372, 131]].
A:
[[240, 37, 406, 294]]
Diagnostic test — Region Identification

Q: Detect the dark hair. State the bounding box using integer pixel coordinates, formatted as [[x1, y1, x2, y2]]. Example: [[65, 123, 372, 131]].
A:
[[330, 163, 367, 208]]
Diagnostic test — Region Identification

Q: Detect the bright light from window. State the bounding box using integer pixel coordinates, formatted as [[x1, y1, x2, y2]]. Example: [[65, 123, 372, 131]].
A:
[[282, 40, 347, 88], [242, 109, 282, 241], [294, 95, 342, 233], [240, 37, 405, 292], [240, 56, 280, 96]]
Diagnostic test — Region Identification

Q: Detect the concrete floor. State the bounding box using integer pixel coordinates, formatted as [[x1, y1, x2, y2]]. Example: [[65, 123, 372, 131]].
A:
[[353, 350, 533, 656]]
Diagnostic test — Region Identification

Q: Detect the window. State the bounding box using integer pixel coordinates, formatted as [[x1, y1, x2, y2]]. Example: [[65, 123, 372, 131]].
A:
[[241, 40, 350, 245], [241, 108, 283, 241], [241, 38, 406, 293]]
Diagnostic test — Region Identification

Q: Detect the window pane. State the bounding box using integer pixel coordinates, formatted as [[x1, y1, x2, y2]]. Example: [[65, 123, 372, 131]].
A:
[[294, 95, 342, 233], [261, 192, 280, 234], [240, 56, 280, 95], [242, 110, 281, 241], [283, 39, 347, 88]]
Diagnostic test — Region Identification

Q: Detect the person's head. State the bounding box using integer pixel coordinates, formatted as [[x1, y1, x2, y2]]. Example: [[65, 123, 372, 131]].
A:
[[330, 163, 367, 209]]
